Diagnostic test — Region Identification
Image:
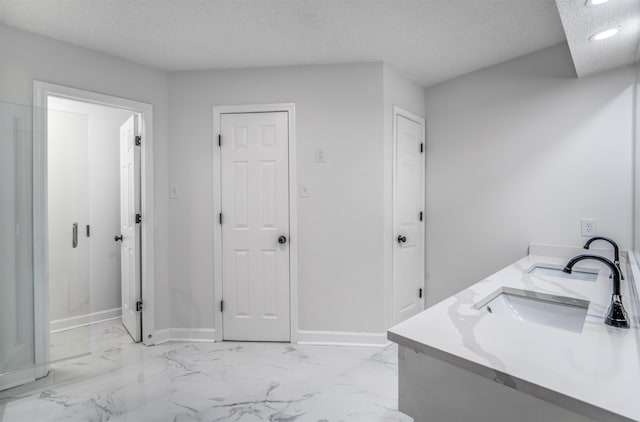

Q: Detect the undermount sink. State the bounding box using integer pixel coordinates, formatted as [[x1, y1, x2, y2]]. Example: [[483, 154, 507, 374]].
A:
[[527, 263, 598, 282], [474, 287, 589, 333]]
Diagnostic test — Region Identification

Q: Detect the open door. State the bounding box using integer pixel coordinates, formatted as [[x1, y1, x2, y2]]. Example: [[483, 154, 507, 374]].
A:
[[118, 115, 142, 342]]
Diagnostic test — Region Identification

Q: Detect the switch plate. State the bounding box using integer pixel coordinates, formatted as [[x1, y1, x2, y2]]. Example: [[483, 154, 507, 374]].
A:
[[314, 147, 326, 163], [169, 184, 180, 199], [581, 218, 597, 237], [299, 184, 310, 198]]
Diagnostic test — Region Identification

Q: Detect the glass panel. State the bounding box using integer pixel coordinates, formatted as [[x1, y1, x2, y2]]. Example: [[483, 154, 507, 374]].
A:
[[0, 101, 93, 392], [0, 101, 35, 380]]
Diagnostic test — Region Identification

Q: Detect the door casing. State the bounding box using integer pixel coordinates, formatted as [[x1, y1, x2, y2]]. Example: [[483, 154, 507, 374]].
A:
[[213, 104, 298, 343], [33, 81, 156, 377]]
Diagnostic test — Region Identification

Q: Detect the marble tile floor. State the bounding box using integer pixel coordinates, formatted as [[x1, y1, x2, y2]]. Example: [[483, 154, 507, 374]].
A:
[[49, 318, 125, 362], [0, 321, 411, 421]]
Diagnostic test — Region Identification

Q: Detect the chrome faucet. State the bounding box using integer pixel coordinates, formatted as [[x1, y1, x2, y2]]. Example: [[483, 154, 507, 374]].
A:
[[563, 254, 629, 329], [583, 236, 624, 280]]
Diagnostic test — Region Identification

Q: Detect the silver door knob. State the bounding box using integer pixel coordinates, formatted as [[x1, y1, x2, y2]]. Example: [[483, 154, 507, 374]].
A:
[[278, 235, 287, 244], [114, 235, 123, 242], [397, 235, 407, 244]]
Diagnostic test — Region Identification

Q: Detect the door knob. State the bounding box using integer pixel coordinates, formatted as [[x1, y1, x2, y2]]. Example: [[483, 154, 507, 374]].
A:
[[278, 235, 287, 244], [397, 235, 407, 244], [114, 235, 123, 242]]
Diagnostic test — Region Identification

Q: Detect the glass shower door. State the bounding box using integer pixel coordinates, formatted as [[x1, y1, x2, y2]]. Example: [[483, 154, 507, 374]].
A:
[[0, 102, 35, 387], [0, 101, 92, 391]]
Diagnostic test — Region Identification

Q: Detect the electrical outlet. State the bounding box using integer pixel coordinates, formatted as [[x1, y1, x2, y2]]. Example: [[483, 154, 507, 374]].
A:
[[299, 184, 310, 198], [581, 218, 597, 237]]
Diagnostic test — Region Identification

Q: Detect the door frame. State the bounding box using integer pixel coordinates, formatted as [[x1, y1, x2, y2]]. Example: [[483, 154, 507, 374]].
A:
[[212, 103, 298, 343], [33, 81, 156, 372], [391, 105, 426, 324]]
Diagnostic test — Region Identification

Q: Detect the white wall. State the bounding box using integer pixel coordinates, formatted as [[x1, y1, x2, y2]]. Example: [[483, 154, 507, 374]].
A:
[[0, 24, 171, 333], [47, 97, 132, 322], [4, 22, 632, 342], [423, 42, 635, 306], [168, 63, 388, 334], [382, 64, 426, 327], [86, 104, 132, 316]]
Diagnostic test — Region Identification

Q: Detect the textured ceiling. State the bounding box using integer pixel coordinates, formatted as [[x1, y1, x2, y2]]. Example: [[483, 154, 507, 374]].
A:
[[555, 0, 640, 77], [0, 0, 567, 87]]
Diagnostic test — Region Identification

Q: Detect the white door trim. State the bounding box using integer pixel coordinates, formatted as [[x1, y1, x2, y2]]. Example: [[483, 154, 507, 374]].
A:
[[32, 81, 156, 371], [392, 105, 426, 322], [212, 103, 298, 343]]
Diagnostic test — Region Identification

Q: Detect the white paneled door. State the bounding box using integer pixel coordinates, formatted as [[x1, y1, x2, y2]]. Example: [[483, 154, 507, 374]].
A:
[[220, 112, 290, 341], [119, 115, 142, 342], [393, 109, 425, 324]]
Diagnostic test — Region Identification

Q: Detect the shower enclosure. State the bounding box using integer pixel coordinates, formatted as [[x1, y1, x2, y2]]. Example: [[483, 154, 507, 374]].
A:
[[0, 101, 92, 390]]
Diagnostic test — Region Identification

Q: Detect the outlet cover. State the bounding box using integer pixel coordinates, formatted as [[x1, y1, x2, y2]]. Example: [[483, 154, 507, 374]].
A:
[[581, 218, 597, 237]]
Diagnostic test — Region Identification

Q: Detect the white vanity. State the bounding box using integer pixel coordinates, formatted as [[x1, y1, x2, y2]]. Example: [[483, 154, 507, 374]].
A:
[[388, 244, 640, 422]]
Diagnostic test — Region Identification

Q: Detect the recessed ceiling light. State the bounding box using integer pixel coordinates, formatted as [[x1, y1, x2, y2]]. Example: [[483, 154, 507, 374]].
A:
[[589, 27, 620, 41], [585, 0, 611, 6]]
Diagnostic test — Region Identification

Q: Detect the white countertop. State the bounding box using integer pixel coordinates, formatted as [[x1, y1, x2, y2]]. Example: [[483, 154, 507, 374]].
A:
[[388, 245, 640, 422]]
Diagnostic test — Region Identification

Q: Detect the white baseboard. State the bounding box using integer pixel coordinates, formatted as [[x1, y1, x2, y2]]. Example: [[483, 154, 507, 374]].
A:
[[297, 330, 389, 347], [50, 308, 122, 333], [0, 367, 37, 392], [154, 328, 217, 344], [151, 328, 386, 347]]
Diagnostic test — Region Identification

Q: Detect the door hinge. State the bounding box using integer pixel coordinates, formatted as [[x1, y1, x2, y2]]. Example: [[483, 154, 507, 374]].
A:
[[219, 213, 223, 224], [419, 211, 423, 221], [218, 134, 222, 147], [135, 213, 142, 224], [418, 288, 423, 298], [220, 300, 224, 312], [136, 301, 143, 312], [420, 143, 424, 153], [135, 135, 142, 146]]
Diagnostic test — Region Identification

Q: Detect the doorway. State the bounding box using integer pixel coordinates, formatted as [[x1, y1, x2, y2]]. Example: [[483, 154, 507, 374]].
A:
[[213, 104, 298, 342], [33, 82, 156, 376], [46, 97, 138, 361], [392, 106, 426, 324]]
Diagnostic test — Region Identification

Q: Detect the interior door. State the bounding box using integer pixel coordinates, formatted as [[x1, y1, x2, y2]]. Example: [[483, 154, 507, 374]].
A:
[[220, 111, 290, 341], [119, 115, 141, 342], [393, 110, 425, 324]]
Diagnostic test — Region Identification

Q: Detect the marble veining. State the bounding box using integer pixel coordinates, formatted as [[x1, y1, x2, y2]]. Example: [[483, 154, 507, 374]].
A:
[[389, 249, 640, 421], [0, 321, 410, 421]]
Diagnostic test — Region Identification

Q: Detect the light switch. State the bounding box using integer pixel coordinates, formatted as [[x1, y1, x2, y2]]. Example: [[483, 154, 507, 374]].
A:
[[314, 147, 326, 163], [170, 183, 180, 199], [299, 184, 310, 198]]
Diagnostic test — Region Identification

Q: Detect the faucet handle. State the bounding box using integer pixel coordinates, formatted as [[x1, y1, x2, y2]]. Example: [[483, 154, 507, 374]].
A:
[[605, 294, 630, 329]]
